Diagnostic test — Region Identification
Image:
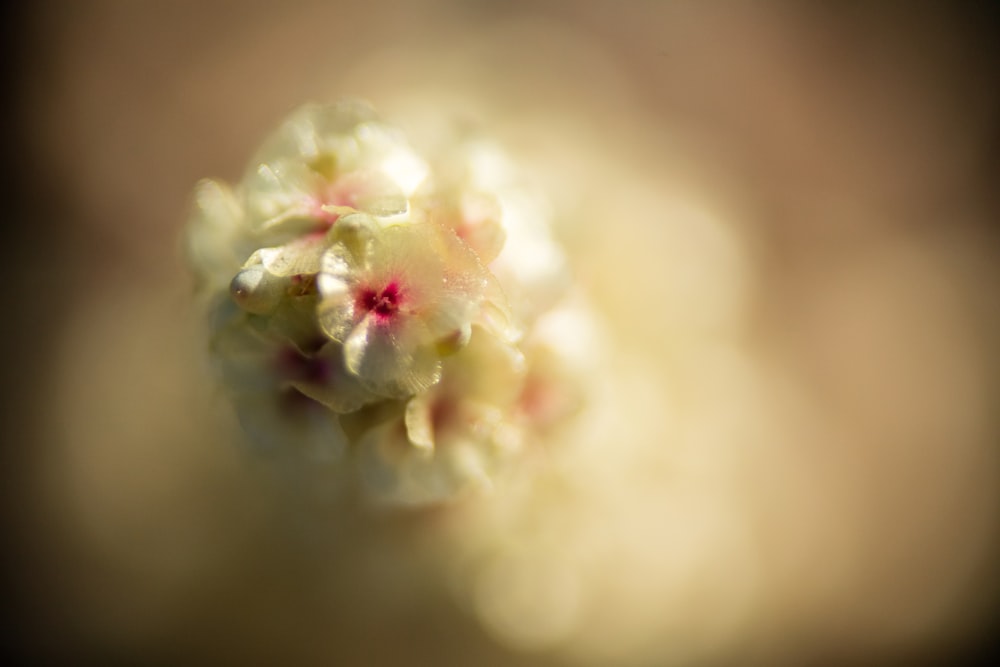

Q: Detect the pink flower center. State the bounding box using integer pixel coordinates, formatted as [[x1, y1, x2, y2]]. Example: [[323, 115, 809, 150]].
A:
[[358, 281, 402, 321]]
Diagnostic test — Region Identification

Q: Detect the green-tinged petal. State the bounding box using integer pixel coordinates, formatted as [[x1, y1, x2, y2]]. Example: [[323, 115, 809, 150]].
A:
[[342, 313, 374, 377], [435, 324, 472, 356], [186, 179, 249, 291], [445, 326, 526, 406], [258, 294, 323, 350], [249, 101, 377, 172], [230, 265, 285, 315], [358, 191, 408, 218], [256, 207, 322, 241], [421, 222, 502, 338], [316, 247, 357, 342], [187, 100, 581, 502], [404, 394, 435, 451], [426, 190, 506, 263], [243, 161, 318, 236], [475, 299, 523, 343], [389, 327, 525, 460], [344, 314, 441, 398], [476, 285, 520, 343], [423, 288, 484, 341], [318, 242, 355, 284], [328, 212, 378, 259], [252, 236, 328, 277], [338, 399, 406, 444], [309, 100, 380, 138], [330, 170, 410, 218], [370, 223, 448, 291]]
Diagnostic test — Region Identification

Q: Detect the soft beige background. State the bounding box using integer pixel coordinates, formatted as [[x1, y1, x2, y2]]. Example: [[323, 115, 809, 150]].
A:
[[7, 1, 1000, 665]]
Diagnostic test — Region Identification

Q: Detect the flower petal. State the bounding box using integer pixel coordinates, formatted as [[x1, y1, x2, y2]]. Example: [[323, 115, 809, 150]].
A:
[[250, 101, 377, 171], [316, 246, 358, 343], [260, 294, 323, 349], [186, 179, 250, 291], [330, 170, 410, 218], [252, 236, 329, 277], [344, 314, 442, 398], [230, 265, 285, 315], [243, 161, 319, 239], [445, 326, 526, 406], [404, 394, 435, 451], [289, 342, 381, 414]]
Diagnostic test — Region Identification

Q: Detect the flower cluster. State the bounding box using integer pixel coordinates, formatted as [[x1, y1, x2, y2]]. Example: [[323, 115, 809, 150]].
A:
[[187, 101, 584, 505]]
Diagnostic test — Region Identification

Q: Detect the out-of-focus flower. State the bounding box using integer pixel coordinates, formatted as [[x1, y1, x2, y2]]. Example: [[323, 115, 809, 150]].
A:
[[423, 136, 570, 325], [209, 301, 351, 461], [187, 99, 592, 505], [416, 137, 508, 263], [242, 102, 427, 243], [356, 325, 525, 505], [186, 179, 252, 295]]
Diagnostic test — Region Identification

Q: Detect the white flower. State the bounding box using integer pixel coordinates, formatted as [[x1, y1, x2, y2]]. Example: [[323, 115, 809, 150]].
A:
[[187, 100, 588, 506], [209, 303, 352, 460], [317, 216, 502, 398], [357, 326, 526, 505], [241, 101, 428, 243]]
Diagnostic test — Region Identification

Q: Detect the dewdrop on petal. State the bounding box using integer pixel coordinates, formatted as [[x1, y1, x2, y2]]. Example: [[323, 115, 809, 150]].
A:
[[187, 100, 595, 505]]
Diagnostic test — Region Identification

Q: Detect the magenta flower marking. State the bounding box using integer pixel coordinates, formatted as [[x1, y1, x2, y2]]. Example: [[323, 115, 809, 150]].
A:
[[357, 280, 403, 322]]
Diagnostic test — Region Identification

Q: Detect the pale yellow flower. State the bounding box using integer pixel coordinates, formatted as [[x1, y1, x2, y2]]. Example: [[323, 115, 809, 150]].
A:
[[187, 100, 586, 506], [209, 303, 354, 460], [186, 179, 253, 295], [242, 101, 428, 243], [356, 325, 526, 505], [317, 216, 503, 398]]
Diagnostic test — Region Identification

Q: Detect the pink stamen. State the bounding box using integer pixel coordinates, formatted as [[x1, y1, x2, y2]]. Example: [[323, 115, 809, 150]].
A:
[[357, 281, 403, 322]]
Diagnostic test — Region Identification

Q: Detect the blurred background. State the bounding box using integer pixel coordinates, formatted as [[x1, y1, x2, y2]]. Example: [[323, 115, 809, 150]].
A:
[[4, 1, 1000, 665]]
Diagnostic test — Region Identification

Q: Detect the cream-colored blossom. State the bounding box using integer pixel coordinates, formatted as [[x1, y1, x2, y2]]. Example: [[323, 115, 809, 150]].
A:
[[415, 136, 508, 263], [357, 326, 526, 505], [187, 100, 587, 506], [209, 303, 352, 460], [317, 216, 502, 398], [242, 101, 428, 242], [186, 179, 254, 294], [420, 134, 567, 325], [426, 189, 506, 264]]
